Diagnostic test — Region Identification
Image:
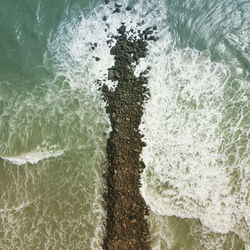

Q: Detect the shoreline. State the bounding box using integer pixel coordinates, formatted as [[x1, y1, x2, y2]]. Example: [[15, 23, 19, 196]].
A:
[[101, 19, 157, 249]]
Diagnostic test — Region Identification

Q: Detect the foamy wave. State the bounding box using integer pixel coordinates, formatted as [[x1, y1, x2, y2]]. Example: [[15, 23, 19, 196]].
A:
[[140, 47, 249, 245], [48, 0, 170, 92], [1, 149, 64, 165]]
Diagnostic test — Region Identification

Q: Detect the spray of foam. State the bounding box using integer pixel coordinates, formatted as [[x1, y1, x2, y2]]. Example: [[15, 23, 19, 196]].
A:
[[147, 212, 246, 250], [47, 0, 170, 92], [1, 148, 63, 165], [140, 45, 249, 246]]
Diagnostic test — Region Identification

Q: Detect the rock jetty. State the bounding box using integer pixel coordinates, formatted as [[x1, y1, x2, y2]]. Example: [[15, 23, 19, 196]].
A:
[[100, 2, 157, 249]]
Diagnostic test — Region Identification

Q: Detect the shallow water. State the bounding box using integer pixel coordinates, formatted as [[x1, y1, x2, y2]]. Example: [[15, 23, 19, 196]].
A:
[[0, 0, 249, 249]]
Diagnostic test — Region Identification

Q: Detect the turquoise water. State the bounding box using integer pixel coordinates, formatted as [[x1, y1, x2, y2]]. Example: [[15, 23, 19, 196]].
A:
[[0, 0, 249, 249]]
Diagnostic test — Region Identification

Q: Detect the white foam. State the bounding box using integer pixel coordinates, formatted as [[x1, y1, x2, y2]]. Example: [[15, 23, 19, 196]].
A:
[[1, 149, 63, 165], [140, 46, 249, 245], [47, 0, 170, 92]]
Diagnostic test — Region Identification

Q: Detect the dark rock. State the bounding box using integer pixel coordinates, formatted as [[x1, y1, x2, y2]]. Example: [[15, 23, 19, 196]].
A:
[[143, 28, 153, 35], [118, 25, 126, 34], [102, 84, 109, 93], [110, 47, 116, 55], [114, 72, 120, 80], [95, 57, 100, 61], [103, 16, 108, 21], [126, 6, 132, 11], [111, 113, 117, 119], [108, 70, 114, 81], [115, 3, 122, 8], [148, 36, 158, 42], [101, 24, 157, 250], [105, 0, 109, 4], [113, 8, 121, 14]]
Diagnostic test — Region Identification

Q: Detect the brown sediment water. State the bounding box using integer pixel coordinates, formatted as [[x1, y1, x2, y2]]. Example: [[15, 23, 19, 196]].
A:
[[101, 21, 157, 249]]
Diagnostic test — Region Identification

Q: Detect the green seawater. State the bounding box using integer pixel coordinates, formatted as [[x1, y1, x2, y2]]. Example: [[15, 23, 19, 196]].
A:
[[0, 0, 249, 249]]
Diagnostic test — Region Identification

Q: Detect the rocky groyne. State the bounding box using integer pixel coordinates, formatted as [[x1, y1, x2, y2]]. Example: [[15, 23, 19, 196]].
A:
[[100, 5, 157, 249]]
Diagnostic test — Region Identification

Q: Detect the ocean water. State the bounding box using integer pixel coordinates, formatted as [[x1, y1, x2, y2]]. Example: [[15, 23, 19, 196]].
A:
[[0, 0, 249, 249]]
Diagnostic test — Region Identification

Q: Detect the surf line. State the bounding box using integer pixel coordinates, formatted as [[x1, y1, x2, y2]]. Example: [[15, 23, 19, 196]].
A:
[[100, 5, 158, 249]]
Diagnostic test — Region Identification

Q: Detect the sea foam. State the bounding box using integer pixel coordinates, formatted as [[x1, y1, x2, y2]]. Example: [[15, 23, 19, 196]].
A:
[[1, 149, 64, 165], [140, 45, 249, 247]]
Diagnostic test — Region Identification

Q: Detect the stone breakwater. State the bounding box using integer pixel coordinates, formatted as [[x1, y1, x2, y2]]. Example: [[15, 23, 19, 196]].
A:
[[100, 5, 157, 249]]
